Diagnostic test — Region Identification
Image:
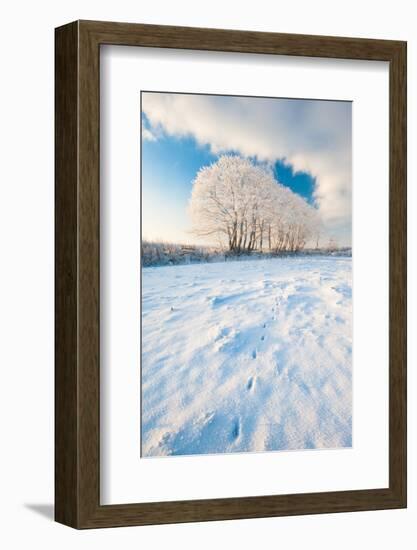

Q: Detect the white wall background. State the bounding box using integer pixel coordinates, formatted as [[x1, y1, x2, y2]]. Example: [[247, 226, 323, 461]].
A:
[[0, 1, 414, 548]]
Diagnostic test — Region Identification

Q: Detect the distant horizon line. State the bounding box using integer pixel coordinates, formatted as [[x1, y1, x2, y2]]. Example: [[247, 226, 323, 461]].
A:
[[141, 237, 352, 250]]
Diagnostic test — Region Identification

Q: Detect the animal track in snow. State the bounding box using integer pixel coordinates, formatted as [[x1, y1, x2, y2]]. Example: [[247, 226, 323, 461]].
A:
[[247, 376, 255, 391], [231, 419, 241, 440], [142, 256, 352, 457]]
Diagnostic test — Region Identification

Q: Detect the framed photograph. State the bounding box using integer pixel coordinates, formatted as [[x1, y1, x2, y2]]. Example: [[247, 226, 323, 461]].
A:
[[55, 20, 406, 528]]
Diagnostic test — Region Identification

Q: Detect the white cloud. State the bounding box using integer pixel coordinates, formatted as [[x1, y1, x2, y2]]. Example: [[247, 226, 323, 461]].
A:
[[142, 93, 352, 245], [142, 126, 156, 142]]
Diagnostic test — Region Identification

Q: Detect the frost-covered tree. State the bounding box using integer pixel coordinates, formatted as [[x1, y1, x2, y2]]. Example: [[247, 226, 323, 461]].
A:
[[189, 155, 320, 254]]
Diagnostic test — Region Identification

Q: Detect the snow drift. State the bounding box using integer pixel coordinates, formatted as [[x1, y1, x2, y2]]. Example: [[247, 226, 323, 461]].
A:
[[141, 256, 352, 457]]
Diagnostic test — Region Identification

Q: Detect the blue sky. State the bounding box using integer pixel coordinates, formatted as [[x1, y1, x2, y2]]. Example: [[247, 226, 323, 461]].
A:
[[141, 93, 352, 246], [141, 126, 217, 243]]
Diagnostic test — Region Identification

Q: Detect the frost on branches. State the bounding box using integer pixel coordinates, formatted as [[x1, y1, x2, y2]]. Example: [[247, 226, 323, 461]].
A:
[[188, 156, 321, 254]]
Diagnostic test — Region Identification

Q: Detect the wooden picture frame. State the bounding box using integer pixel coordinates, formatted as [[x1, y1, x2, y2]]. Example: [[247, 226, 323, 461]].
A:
[[55, 20, 407, 529]]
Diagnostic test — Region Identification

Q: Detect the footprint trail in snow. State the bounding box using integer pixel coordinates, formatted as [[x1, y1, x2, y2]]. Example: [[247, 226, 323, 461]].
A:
[[142, 256, 352, 456]]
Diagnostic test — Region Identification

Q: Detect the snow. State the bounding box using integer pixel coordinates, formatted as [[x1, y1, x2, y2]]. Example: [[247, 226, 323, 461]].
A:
[[141, 256, 352, 457]]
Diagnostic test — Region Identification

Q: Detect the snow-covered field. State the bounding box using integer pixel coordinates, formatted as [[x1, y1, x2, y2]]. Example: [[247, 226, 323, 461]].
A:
[[141, 256, 352, 457]]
